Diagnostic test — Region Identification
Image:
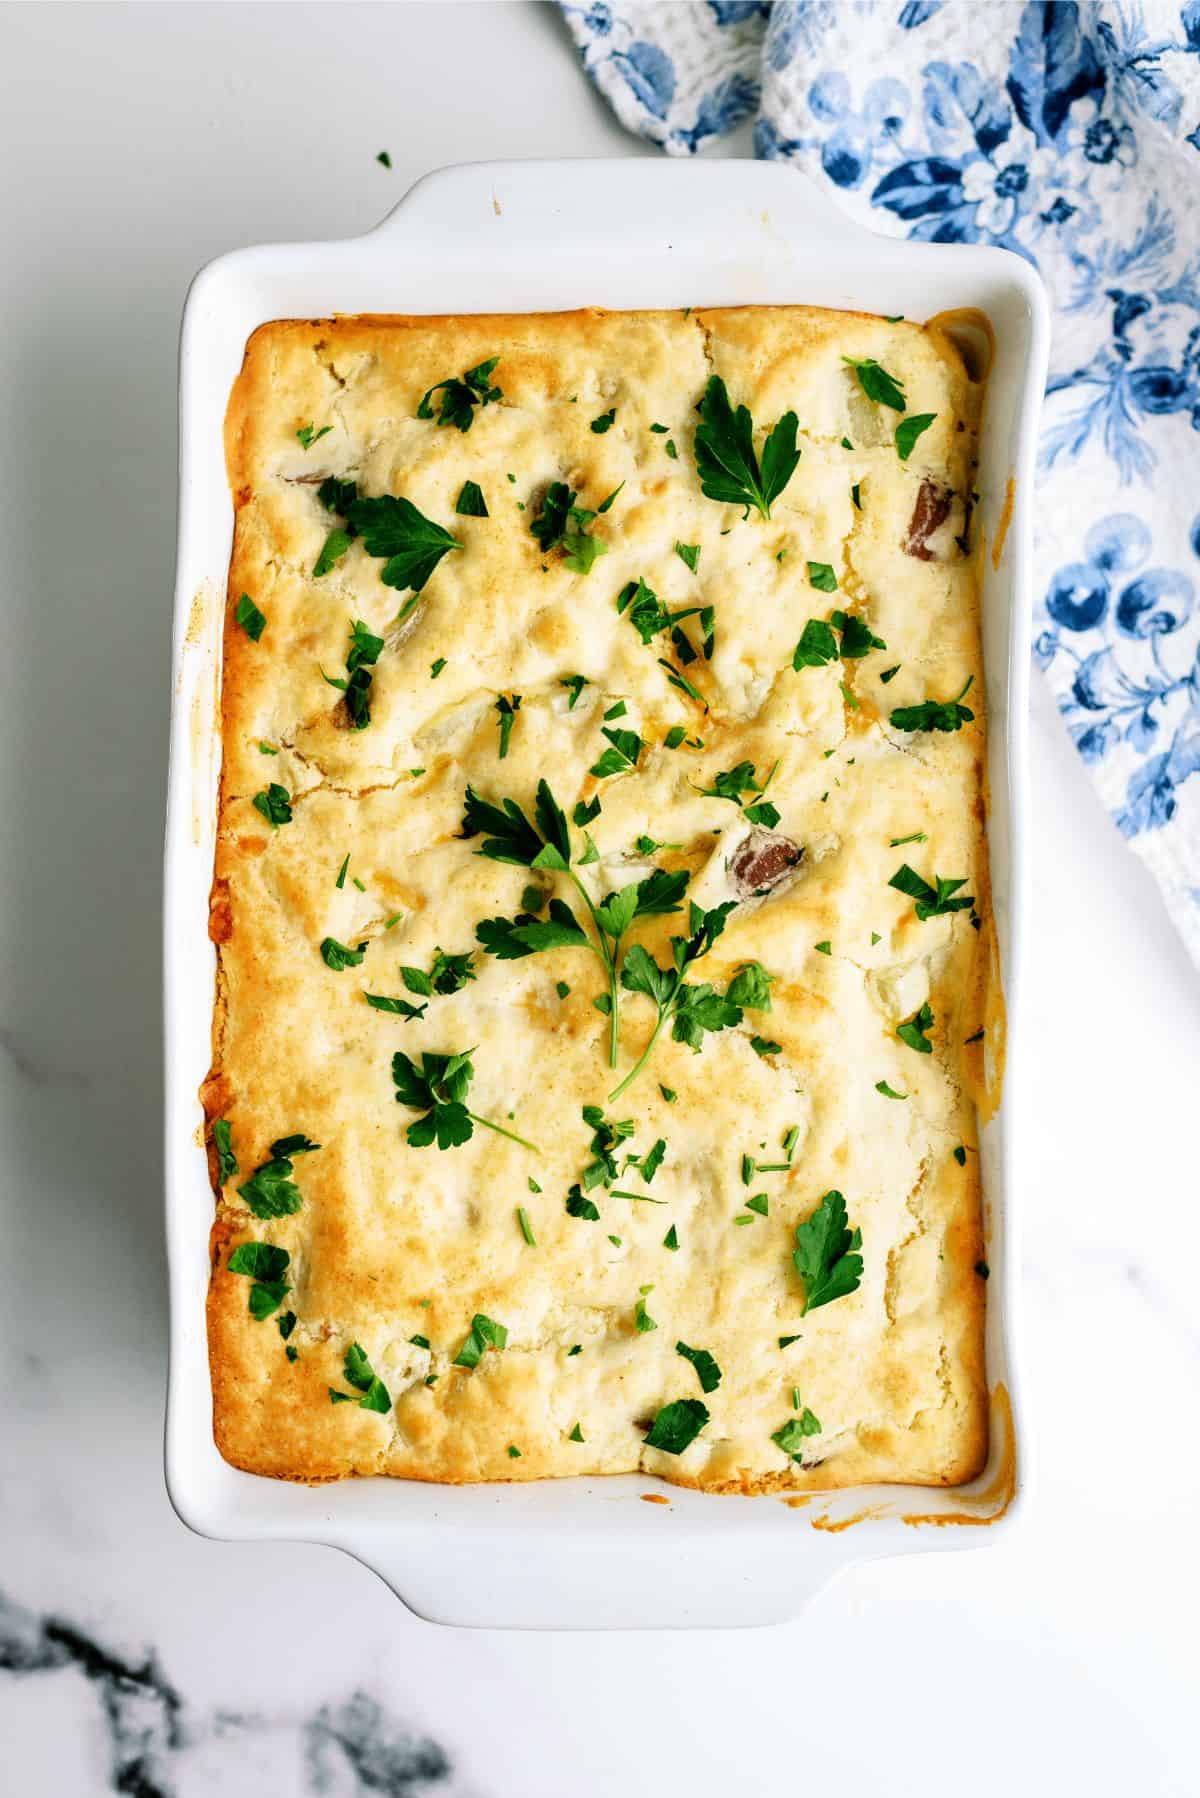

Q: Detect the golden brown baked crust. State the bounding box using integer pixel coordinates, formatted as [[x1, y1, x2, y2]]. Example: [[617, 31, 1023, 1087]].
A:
[[207, 306, 992, 1492]]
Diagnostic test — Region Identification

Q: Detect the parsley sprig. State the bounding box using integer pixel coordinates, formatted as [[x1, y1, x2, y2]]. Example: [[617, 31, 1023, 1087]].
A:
[[693, 376, 800, 520], [391, 1049, 538, 1153], [237, 1134, 320, 1219], [612, 900, 772, 1099], [466, 780, 688, 1068]]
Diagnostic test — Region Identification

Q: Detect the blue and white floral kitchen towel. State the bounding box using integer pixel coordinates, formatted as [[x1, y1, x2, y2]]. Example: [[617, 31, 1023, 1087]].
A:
[[561, 0, 1200, 967]]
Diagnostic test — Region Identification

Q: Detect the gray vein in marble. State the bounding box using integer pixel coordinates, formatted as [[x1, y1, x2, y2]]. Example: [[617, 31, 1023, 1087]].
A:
[[0, 1590, 469, 1796]]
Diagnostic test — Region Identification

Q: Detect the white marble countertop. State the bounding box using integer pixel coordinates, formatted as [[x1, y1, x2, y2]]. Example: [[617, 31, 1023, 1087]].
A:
[[1, 5, 1197, 1794]]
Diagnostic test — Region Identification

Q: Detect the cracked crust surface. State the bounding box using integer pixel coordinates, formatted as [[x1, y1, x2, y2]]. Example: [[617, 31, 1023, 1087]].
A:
[[208, 306, 992, 1491]]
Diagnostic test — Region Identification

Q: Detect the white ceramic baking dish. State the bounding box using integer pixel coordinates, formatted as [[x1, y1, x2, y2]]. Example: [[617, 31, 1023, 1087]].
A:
[[164, 158, 1048, 1629]]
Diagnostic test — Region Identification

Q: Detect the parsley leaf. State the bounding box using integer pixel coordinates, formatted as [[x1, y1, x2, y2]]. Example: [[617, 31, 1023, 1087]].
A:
[[807, 561, 838, 592], [676, 1340, 722, 1393], [751, 1036, 782, 1057], [875, 1079, 907, 1099], [329, 1342, 391, 1413], [890, 677, 975, 733], [793, 620, 839, 669], [635, 1291, 658, 1333], [566, 1184, 600, 1221], [235, 592, 266, 641], [212, 1119, 238, 1183], [495, 693, 521, 759], [227, 1241, 290, 1320], [296, 422, 332, 450], [831, 610, 886, 657], [392, 1049, 536, 1152], [590, 725, 644, 779], [725, 961, 775, 1011], [897, 1001, 935, 1054], [772, 1411, 822, 1460], [590, 407, 616, 433], [322, 618, 384, 729], [365, 993, 427, 1020], [896, 412, 936, 461], [794, 1190, 864, 1313], [560, 673, 589, 709], [455, 480, 489, 517], [313, 527, 353, 578], [252, 784, 292, 827], [320, 936, 366, 971], [888, 863, 975, 921], [237, 1136, 318, 1217], [674, 541, 701, 572], [417, 356, 501, 432], [694, 375, 799, 520], [452, 1312, 508, 1368], [644, 1397, 710, 1455], [843, 355, 906, 410], [345, 493, 460, 593]]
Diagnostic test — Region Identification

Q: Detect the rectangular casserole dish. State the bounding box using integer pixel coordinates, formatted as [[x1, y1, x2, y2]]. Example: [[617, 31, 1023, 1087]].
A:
[[165, 158, 1048, 1629]]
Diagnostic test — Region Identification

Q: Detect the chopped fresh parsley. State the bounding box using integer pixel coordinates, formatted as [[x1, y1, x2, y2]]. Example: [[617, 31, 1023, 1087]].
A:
[[726, 961, 775, 1011], [897, 1001, 935, 1054], [896, 412, 937, 460], [452, 1312, 508, 1368], [693, 375, 799, 520], [530, 482, 608, 573], [792, 619, 839, 669], [568, 1422, 585, 1441], [843, 355, 906, 410], [880, 664, 901, 683], [455, 480, 489, 517], [794, 1189, 863, 1313], [674, 541, 701, 572], [890, 677, 975, 734], [329, 1342, 390, 1413], [508, 1444, 522, 1458], [814, 940, 832, 956], [365, 993, 427, 1020], [644, 1397, 709, 1455], [650, 422, 669, 433], [663, 1224, 679, 1250], [391, 1048, 537, 1151], [851, 482, 862, 510], [348, 491, 461, 596], [889, 831, 927, 847], [590, 725, 644, 779], [320, 936, 366, 971], [495, 693, 521, 759], [296, 422, 332, 450], [751, 1036, 782, 1057], [417, 356, 502, 432], [376, 150, 391, 167], [235, 592, 266, 641], [409, 1333, 431, 1349], [807, 561, 838, 592], [517, 1206, 537, 1246], [772, 1410, 822, 1460], [832, 609, 887, 657], [744, 1193, 769, 1217], [888, 863, 976, 921], [590, 407, 616, 433], [227, 1241, 290, 1319], [566, 1184, 600, 1221], [635, 1290, 657, 1333], [237, 1135, 319, 1218], [252, 783, 292, 827], [665, 439, 678, 459], [212, 1119, 238, 1183], [560, 673, 589, 709], [322, 618, 384, 729], [335, 853, 350, 889], [875, 1079, 908, 1099]]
